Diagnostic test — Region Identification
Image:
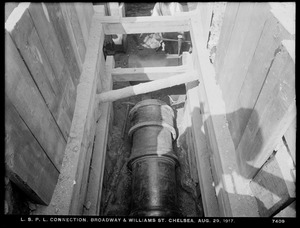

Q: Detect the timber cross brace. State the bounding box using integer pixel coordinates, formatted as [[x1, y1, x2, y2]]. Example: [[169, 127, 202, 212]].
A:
[[36, 5, 260, 217]]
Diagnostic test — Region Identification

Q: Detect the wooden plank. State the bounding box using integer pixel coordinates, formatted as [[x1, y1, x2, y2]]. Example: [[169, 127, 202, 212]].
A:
[[60, 3, 84, 72], [183, 55, 220, 217], [283, 117, 296, 164], [189, 14, 259, 217], [232, 5, 294, 149], [5, 31, 66, 172], [28, 3, 70, 89], [28, 3, 78, 140], [45, 3, 81, 86], [214, 2, 240, 81], [5, 95, 59, 205], [93, 4, 106, 15], [83, 56, 114, 215], [97, 71, 198, 103], [197, 3, 213, 44], [95, 14, 191, 34], [33, 15, 105, 215], [274, 201, 296, 217], [5, 2, 19, 21], [60, 3, 86, 65], [218, 2, 255, 106], [236, 40, 295, 179], [74, 3, 90, 48], [81, 2, 94, 35], [224, 3, 271, 113], [112, 65, 188, 81], [5, 3, 69, 139], [270, 3, 295, 36], [250, 140, 295, 217]]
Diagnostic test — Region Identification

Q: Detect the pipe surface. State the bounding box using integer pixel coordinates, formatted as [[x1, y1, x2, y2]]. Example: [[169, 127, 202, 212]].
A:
[[128, 99, 180, 217]]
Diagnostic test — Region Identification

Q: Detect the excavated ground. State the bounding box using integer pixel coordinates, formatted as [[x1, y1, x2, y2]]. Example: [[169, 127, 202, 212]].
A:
[[100, 3, 210, 217]]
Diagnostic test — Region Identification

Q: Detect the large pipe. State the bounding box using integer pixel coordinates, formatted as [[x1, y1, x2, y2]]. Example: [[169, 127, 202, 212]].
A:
[[127, 99, 181, 217]]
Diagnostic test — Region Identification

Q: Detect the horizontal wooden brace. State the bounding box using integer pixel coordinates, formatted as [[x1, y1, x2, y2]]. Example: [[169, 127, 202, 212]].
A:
[[97, 71, 198, 103], [112, 65, 188, 81], [94, 13, 191, 34]]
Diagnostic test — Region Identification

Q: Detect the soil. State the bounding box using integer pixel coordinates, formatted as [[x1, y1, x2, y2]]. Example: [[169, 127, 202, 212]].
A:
[[99, 2, 227, 217]]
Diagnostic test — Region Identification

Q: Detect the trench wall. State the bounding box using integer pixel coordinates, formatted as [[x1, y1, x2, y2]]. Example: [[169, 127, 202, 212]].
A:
[[5, 3, 94, 207], [214, 2, 295, 217]]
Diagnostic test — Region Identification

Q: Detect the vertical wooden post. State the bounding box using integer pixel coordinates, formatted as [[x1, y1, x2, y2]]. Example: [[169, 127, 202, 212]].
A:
[[189, 9, 259, 216], [83, 56, 114, 215], [183, 52, 220, 217]]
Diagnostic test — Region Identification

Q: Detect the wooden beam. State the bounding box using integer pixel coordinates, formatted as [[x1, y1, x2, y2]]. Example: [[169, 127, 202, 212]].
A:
[[5, 95, 59, 205], [94, 13, 191, 34], [230, 4, 294, 149], [112, 65, 188, 81], [274, 201, 296, 217], [97, 71, 198, 103], [249, 139, 296, 217], [45, 3, 81, 86], [83, 56, 114, 215], [183, 52, 220, 217], [5, 28, 66, 172], [189, 12, 259, 216], [33, 14, 105, 215], [236, 40, 295, 179]]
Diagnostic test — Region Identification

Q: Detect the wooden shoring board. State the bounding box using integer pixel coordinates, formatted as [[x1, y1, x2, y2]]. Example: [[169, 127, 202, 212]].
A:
[[5, 94, 59, 205], [83, 56, 114, 215], [236, 40, 295, 179], [33, 14, 105, 215], [214, 2, 240, 80], [27, 3, 75, 140], [45, 3, 81, 86], [283, 117, 296, 164], [5, 29, 65, 173], [250, 139, 296, 217], [60, 3, 86, 66], [5, 30, 65, 204], [74, 3, 94, 50], [225, 3, 294, 149], [189, 12, 259, 217], [6, 3, 73, 142], [183, 52, 220, 217], [94, 13, 191, 34], [112, 65, 188, 81]]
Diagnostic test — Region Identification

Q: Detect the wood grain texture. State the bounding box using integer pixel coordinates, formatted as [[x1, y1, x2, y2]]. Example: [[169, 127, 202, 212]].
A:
[[5, 2, 19, 21], [112, 65, 188, 81], [214, 2, 239, 81], [6, 4, 67, 136], [60, 3, 86, 65], [236, 40, 295, 179], [45, 3, 81, 86], [228, 5, 294, 149], [97, 71, 198, 103], [182, 52, 220, 217], [5, 95, 59, 205], [218, 2, 255, 103], [250, 140, 295, 217], [5, 31, 66, 171], [283, 117, 296, 164], [33, 15, 105, 215], [83, 56, 114, 215], [190, 13, 259, 217], [95, 14, 191, 34], [274, 200, 296, 217]]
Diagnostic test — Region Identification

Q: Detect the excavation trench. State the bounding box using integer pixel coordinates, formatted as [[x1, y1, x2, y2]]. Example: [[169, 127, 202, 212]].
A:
[[99, 32, 203, 216]]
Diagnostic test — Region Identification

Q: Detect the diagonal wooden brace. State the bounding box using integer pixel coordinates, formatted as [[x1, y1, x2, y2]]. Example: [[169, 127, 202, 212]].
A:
[[96, 71, 198, 103]]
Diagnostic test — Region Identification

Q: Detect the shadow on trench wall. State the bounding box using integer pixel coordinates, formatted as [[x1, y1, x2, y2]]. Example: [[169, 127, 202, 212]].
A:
[[180, 103, 294, 217]]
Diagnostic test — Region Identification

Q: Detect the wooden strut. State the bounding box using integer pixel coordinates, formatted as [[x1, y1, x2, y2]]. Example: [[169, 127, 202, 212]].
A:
[[96, 71, 198, 103]]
